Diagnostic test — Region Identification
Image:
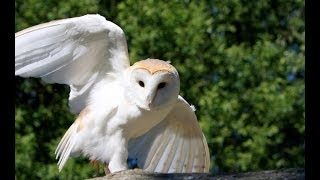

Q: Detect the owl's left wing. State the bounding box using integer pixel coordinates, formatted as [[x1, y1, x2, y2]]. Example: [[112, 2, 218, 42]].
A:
[[128, 96, 210, 173], [15, 14, 130, 114]]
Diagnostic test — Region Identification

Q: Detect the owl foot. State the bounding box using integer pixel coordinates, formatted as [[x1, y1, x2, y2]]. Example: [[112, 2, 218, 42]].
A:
[[104, 163, 111, 174]]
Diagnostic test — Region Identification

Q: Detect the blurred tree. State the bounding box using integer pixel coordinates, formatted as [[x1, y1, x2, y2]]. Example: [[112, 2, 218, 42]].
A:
[[15, 0, 304, 178]]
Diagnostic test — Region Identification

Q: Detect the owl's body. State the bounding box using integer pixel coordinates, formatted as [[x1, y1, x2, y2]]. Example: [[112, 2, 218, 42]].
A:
[[15, 14, 210, 174], [61, 70, 176, 172]]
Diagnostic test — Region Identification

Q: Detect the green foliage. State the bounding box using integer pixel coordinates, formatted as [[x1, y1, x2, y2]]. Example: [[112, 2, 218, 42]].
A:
[[15, 0, 304, 178]]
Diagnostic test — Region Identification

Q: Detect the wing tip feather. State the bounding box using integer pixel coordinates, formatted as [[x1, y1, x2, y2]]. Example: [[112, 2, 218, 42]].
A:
[[54, 122, 79, 172]]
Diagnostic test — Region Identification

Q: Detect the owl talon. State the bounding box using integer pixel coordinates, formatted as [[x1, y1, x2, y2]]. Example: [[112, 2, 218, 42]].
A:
[[104, 163, 111, 174]]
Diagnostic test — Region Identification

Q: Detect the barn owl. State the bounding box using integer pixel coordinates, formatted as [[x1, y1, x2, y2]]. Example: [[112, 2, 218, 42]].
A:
[[15, 14, 210, 174]]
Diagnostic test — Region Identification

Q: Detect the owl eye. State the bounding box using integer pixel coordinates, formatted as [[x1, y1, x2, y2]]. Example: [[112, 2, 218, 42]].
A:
[[157, 82, 166, 89], [138, 81, 145, 87]]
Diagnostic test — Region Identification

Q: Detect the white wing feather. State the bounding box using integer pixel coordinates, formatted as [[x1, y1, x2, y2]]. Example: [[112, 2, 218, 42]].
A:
[[128, 96, 210, 173], [54, 120, 80, 171], [15, 14, 130, 114]]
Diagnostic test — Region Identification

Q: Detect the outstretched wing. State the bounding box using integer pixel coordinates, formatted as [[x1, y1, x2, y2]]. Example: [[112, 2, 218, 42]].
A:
[[128, 96, 210, 173], [15, 14, 130, 114]]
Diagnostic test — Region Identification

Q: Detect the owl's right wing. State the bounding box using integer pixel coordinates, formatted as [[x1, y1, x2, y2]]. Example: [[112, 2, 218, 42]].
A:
[[15, 14, 130, 114], [128, 96, 210, 173]]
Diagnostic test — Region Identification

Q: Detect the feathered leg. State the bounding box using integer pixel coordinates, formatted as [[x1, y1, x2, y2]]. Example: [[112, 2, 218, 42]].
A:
[[90, 160, 100, 172], [104, 163, 111, 174]]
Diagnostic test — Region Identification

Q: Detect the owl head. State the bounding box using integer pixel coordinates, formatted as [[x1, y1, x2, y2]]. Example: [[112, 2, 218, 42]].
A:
[[124, 59, 180, 111]]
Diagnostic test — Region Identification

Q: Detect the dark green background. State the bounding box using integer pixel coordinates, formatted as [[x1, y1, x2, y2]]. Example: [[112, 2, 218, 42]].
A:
[[15, 0, 304, 179]]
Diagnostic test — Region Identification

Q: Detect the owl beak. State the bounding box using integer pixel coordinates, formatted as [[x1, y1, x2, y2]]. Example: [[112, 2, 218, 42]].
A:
[[145, 91, 157, 109]]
